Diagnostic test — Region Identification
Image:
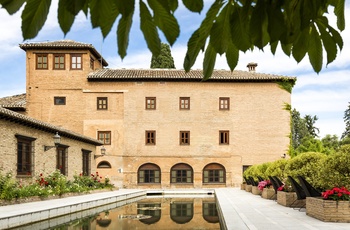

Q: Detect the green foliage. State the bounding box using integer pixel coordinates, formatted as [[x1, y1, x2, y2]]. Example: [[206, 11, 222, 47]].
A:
[[276, 78, 296, 93], [150, 43, 175, 69], [294, 135, 325, 155], [284, 152, 326, 190], [321, 134, 340, 154], [317, 145, 350, 190], [243, 162, 272, 180], [0, 0, 345, 78], [265, 159, 288, 180]]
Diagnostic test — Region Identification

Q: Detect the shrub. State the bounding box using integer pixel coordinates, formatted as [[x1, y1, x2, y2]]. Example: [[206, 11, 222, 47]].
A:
[[284, 152, 326, 190], [265, 159, 288, 180], [317, 146, 350, 190]]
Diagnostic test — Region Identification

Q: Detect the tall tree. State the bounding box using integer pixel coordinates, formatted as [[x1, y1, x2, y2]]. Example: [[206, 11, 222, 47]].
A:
[[341, 102, 350, 139], [321, 134, 340, 154], [291, 109, 308, 150], [0, 0, 345, 79], [304, 115, 320, 138], [150, 43, 175, 69]]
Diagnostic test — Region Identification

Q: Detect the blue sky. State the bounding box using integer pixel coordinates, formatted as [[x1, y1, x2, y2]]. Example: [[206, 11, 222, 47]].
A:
[[0, 1, 349, 138]]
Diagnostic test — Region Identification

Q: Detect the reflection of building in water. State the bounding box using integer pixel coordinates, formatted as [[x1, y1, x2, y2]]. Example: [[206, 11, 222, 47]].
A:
[[170, 202, 194, 224], [203, 202, 219, 223], [137, 203, 162, 224]]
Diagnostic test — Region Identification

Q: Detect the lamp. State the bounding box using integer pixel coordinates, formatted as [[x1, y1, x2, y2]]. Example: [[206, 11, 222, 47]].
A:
[[44, 132, 61, 151], [94, 146, 106, 159], [281, 153, 286, 158]]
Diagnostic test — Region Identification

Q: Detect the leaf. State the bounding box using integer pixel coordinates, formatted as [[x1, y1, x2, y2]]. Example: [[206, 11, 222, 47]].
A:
[[316, 18, 337, 65], [225, 42, 239, 71], [0, 0, 26, 14], [249, 0, 269, 49], [116, 0, 135, 59], [203, 43, 216, 81], [267, 2, 285, 43], [140, 0, 161, 57], [21, 0, 51, 40], [147, 0, 180, 45], [90, 0, 119, 38], [182, 0, 203, 13], [210, 3, 232, 55], [63, 0, 88, 16], [333, 0, 345, 31], [308, 24, 323, 73], [270, 40, 278, 55], [281, 43, 292, 57], [167, 0, 178, 12], [58, 0, 75, 35], [230, 4, 251, 52], [292, 27, 309, 63], [329, 26, 343, 50], [183, 0, 223, 71]]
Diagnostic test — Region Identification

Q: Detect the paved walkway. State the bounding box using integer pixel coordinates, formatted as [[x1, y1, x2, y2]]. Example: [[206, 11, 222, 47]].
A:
[[216, 188, 350, 230], [0, 188, 349, 229]]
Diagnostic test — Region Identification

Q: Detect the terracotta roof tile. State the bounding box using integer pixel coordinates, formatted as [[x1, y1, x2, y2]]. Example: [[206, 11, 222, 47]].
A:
[[0, 93, 26, 109], [0, 107, 102, 146], [87, 69, 296, 82], [19, 40, 108, 67]]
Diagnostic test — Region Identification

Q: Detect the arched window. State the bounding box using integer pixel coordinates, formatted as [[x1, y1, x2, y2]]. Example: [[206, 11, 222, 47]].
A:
[[170, 202, 193, 224], [171, 163, 193, 183], [138, 163, 161, 183], [138, 203, 161, 224], [97, 161, 111, 169], [202, 202, 219, 223], [203, 163, 226, 183]]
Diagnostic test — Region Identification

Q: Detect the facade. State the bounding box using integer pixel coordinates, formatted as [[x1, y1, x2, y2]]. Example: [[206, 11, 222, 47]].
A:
[[0, 107, 103, 182], [17, 40, 295, 188]]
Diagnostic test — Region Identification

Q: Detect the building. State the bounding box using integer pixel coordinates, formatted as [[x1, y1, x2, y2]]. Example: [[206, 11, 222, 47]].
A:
[[0, 107, 103, 182], [14, 40, 295, 188]]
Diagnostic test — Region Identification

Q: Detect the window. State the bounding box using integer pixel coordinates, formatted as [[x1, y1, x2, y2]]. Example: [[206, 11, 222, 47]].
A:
[[138, 163, 161, 183], [145, 97, 156, 110], [138, 203, 161, 224], [16, 134, 36, 176], [90, 56, 94, 70], [71, 54, 82, 69], [97, 97, 108, 110], [97, 161, 112, 168], [203, 163, 226, 183], [170, 203, 193, 224], [180, 131, 190, 145], [219, 97, 230, 110], [179, 97, 190, 110], [171, 163, 193, 183], [36, 54, 48, 69], [98, 131, 111, 145], [82, 150, 91, 176], [53, 54, 65, 69], [219, 130, 229, 145], [57, 146, 68, 176], [145, 131, 156, 145], [202, 202, 219, 223], [54, 97, 66, 105]]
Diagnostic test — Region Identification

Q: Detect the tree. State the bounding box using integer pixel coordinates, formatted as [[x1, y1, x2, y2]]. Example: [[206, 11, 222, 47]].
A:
[[321, 134, 340, 154], [0, 0, 345, 79], [150, 43, 175, 69], [304, 115, 319, 138], [291, 109, 308, 150], [341, 102, 350, 139]]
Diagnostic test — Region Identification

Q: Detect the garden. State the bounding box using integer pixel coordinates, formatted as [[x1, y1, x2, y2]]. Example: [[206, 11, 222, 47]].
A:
[[0, 170, 114, 205], [242, 144, 350, 222]]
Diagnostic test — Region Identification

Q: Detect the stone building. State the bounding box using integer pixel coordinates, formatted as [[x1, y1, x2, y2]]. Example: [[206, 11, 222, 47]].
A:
[[0, 107, 103, 182], [15, 40, 295, 188]]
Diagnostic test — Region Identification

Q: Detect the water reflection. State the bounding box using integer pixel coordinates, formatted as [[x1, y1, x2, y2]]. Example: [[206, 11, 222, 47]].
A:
[[18, 197, 220, 230]]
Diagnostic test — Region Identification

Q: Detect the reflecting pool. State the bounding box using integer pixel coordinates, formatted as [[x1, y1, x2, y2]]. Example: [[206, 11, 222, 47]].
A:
[[17, 196, 220, 230]]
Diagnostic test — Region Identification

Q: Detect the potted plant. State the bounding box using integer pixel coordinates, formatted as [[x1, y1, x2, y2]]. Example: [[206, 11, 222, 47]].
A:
[[306, 187, 350, 222]]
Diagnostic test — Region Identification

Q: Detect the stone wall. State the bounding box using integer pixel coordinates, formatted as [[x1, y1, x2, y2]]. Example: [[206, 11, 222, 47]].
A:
[[306, 197, 350, 222]]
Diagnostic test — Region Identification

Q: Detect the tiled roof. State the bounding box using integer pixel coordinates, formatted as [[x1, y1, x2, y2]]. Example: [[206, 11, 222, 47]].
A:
[[88, 69, 296, 82], [19, 40, 108, 67], [0, 107, 103, 146], [0, 93, 26, 110]]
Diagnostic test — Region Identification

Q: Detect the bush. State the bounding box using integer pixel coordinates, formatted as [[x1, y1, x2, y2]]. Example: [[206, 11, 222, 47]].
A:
[[317, 146, 350, 190], [265, 159, 288, 180], [284, 152, 326, 190]]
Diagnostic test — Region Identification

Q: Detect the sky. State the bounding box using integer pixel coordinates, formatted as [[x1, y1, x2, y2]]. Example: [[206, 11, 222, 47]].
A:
[[0, 1, 349, 139]]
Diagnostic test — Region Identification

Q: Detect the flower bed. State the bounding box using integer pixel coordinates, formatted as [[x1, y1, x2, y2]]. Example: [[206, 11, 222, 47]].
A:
[[306, 197, 350, 222], [277, 191, 305, 208]]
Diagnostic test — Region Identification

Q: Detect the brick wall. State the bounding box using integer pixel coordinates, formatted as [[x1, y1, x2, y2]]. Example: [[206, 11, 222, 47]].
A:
[[306, 197, 350, 222]]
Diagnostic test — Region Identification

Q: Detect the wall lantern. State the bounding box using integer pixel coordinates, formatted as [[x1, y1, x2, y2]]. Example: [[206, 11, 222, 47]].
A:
[[44, 132, 61, 151], [281, 153, 286, 158], [94, 146, 106, 159]]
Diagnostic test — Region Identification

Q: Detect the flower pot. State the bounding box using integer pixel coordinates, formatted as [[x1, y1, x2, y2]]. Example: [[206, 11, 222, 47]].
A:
[[306, 197, 350, 222], [252, 186, 262, 195], [240, 183, 246, 190], [277, 191, 305, 208], [245, 184, 252, 192], [261, 188, 276, 200]]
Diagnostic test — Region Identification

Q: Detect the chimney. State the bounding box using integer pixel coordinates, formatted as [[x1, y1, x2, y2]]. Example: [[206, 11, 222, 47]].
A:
[[247, 62, 258, 72]]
